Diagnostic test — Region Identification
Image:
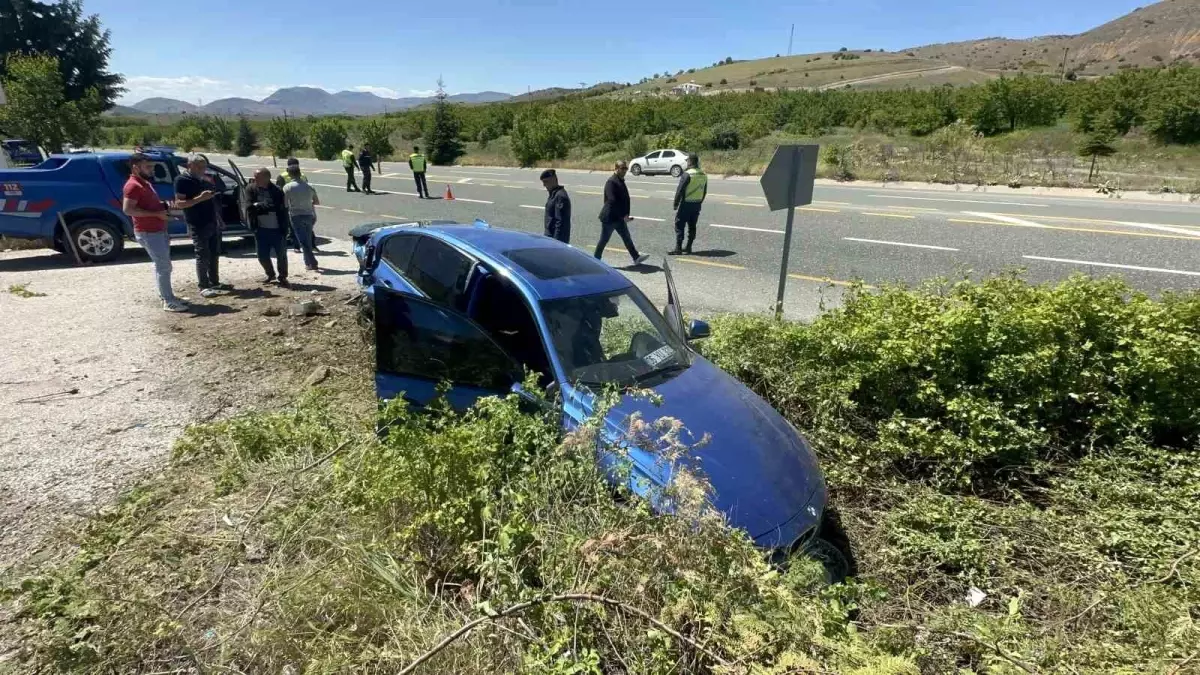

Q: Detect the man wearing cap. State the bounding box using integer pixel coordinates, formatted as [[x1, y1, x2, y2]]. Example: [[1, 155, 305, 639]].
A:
[[173, 153, 229, 297], [275, 157, 306, 188], [123, 152, 187, 312], [541, 169, 571, 244], [669, 153, 708, 255]]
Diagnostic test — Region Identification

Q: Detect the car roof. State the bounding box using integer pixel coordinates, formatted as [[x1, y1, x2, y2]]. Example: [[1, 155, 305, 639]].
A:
[[381, 223, 635, 301]]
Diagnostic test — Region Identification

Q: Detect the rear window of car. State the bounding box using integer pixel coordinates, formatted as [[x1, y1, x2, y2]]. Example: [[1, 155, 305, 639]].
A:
[[502, 247, 609, 280]]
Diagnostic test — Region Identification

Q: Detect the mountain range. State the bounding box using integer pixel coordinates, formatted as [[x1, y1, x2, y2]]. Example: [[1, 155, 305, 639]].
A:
[[120, 87, 512, 117]]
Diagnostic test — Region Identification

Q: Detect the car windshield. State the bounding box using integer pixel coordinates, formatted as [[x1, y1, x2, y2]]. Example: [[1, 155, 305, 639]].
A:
[[541, 288, 690, 388]]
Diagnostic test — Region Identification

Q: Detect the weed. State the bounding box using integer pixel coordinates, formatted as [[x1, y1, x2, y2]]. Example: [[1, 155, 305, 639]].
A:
[[7, 283, 47, 298]]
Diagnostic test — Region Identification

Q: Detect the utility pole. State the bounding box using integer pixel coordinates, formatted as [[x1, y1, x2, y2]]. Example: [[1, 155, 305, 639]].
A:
[[1060, 47, 1070, 82], [787, 24, 794, 56]]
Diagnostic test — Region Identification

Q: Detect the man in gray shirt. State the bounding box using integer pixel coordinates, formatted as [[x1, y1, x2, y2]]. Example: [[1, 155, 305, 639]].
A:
[[282, 166, 321, 271]]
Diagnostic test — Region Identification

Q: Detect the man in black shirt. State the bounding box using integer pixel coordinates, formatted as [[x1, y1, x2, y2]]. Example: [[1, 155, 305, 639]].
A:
[[358, 146, 376, 194], [541, 169, 571, 244], [595, 160, 649, 265], [173, 153, 229, 297]]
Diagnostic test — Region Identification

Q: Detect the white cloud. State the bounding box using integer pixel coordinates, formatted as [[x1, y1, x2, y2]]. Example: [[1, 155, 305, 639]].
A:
[[119, 76, 279, 104], [408, 89, 438, 97], [351, 85, 401, 98]]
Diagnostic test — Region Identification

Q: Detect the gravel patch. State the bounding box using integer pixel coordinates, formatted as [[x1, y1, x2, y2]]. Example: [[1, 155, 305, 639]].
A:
[[0, 238, 362, 573]]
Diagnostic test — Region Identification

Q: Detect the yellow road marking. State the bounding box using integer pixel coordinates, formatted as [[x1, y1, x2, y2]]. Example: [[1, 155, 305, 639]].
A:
[[725, 201, 764, 207], [816, 200, 853, 206], [674, 257, 745, 270], [880, 205, 941, 212], [945, 218, 1200, 241], [578, 189, 603, 195], [343, 208, 365, 214], [788, 274, 875, 289], [378, 214, 408, 220], [863, 212, 916, 219]]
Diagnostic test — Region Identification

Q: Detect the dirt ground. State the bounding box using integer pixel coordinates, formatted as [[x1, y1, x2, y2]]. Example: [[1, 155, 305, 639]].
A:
[[0, 238, 370, 578]]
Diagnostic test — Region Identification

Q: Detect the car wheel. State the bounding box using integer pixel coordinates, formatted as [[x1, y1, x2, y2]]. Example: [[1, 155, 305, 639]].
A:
[[70, 219, 124, 263], [806, 507, 856, 584], [629, 163, 642, 176], [670, 165, 683, 178]]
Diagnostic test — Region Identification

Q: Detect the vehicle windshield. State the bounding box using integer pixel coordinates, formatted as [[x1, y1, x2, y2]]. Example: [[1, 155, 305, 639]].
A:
[[541, 288, 690, 388]]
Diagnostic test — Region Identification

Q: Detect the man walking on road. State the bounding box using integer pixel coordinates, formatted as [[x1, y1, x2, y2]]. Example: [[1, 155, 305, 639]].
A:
[[358, 146, 376, 195], [595, 160, 649, 265], [173, 153, 228, 298], [541, 169, 571, 244], [123, 152, 187, 312], [409, 146, 429, 198], [283, 166, 321, 272], [669, 153, 707, 255], [341, 144, 360, 193], [246, 168, 291, 286]]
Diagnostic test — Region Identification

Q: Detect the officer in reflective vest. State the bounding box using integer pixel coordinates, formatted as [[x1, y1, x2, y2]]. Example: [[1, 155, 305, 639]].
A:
[[409, 146, 430, 199], [341, 144, 360, 192], [275, 157, 307, 187], [669, 153, 708, 255]]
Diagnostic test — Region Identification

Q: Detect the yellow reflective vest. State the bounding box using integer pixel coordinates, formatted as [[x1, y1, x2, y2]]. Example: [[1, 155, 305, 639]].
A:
[[409, 153, 427, 172], [683, 168, 708, 203], [341, 149, 355, 168]]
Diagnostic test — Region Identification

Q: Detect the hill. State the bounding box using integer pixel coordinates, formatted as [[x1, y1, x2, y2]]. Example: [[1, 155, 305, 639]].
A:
[[908, 0, 1200, 75], [121, 88, 514, 118]]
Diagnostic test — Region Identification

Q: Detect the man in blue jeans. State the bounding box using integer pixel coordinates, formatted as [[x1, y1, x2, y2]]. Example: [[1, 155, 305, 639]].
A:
[[282, 166, 320, 271], [122, 152, 187, 312], [246, 168, 290, 286]]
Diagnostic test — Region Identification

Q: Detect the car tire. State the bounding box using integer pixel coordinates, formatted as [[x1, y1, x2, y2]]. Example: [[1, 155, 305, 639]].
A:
[[69, 219, 124, 263], [807, 506, 856, 584], [670, 165, 683, 178], [630, 163, 643, 176]]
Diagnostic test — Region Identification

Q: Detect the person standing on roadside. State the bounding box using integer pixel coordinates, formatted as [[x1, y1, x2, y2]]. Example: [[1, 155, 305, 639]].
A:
[[246, 168, 291, 286], [275, 156, 306, 187], [122, 153, 187, 312], [409, 145, 429, 198], [595, 160, 649, 265], [173, 153, 229, 298], [282, 165, 321, 272], [541, 169, 571, 244], [341, 143, 360, 193], [669, 153, 707, 255], [358, 146, 376, 195]]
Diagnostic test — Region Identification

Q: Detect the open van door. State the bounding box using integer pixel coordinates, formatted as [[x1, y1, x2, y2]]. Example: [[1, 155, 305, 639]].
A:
[[227, 159, 251, 227]]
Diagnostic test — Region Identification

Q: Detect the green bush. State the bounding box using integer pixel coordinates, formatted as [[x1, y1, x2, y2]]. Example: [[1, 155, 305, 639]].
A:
[[623, 134, 648, 159], [511, 112, 569, 166], [165, 125, 206, 152], [308, 118, 347, 160], [703, 274, 1200, 489], [736, 114, 772, 141], [700, 122, 740, 150]]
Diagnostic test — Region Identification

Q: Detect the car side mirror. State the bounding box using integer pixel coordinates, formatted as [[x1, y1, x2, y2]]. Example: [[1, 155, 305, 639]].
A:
[[687, 319, 711, 341]]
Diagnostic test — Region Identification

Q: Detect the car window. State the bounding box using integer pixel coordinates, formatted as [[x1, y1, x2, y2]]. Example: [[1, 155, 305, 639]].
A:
[[645, 151, 661, 160], [381, 233, 419, 272], [661, 150, 676, 159], [408, 237, 474, 309], [377, 293, 516, 391], [150, 162, 173, 185], [471, 271, 553, 385]]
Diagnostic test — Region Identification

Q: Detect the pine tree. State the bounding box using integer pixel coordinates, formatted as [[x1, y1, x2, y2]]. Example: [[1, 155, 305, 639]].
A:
[[425, 78, 464, 165], [235, 116, 257, 157], [264, 114, 305, 158]]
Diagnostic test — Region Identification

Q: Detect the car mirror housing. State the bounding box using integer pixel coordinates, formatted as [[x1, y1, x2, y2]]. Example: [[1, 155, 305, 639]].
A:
[[687, 319, 711, 340]]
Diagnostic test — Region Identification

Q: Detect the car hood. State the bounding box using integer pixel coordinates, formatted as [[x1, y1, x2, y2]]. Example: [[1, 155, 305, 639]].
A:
[[603, 355, 826, 545]]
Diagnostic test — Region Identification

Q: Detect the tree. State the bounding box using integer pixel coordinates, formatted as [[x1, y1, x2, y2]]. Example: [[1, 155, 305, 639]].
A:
[[308, 118, 346, 160], [263, 114, 305, 158], [1077, 129, 1116, 182], [358, 118, 394, 161], [0, 53, 101, 152], [167, 124, 206, 152], [206, 117, 234, 151], [511, 112, 568, 166], [235, 116, 257, 157], [425, 78, 464, 165], [0, 0, 123, 110]]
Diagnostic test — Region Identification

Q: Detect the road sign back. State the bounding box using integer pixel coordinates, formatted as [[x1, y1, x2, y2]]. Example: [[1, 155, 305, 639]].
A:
[[759, 144, 819, 211]]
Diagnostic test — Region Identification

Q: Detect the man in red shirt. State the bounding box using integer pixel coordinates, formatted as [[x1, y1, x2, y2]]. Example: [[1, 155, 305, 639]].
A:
[[122, 153, 187, 312]]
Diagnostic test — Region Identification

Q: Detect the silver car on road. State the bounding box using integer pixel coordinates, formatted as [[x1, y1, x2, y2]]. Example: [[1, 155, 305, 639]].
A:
[[629, 148, 688, 177]]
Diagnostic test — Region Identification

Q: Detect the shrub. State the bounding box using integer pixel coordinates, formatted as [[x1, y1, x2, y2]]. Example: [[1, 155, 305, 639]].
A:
[[511, 112, 569, 166], [822, 143, 856, 180], [357, 118, 395, 160], [748, 79, 757, 86], [166, 125, 206, 152], [700, 122, 740, 150], [623, 134, 648, 159], [308, 118, 347, 161], [736, 114, 772, 141], [719, 78, 727, 85], [234, 116, 257, 156]]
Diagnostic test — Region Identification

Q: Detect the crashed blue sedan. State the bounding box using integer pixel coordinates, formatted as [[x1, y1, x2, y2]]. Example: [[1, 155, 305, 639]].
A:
[[351, 220, 852, 579]]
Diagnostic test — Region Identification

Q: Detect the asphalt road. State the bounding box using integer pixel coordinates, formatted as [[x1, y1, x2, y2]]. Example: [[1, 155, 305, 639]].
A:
[[208, 153, 1200, 319]]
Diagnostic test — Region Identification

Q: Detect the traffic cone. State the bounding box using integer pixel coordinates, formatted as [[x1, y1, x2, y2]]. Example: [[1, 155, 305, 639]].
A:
[[444, 184, 455, 200]]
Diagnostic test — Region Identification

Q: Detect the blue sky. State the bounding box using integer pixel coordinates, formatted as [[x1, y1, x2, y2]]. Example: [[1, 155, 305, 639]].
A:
[[91, 0, 1149, 104]]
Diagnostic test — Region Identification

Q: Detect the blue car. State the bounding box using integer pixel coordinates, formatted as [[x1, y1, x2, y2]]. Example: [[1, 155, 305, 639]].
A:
[[352, 220, 852, 578]]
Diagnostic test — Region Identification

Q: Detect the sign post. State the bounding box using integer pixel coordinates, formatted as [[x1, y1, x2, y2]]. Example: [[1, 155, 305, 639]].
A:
[[759, 144, 819, 319]]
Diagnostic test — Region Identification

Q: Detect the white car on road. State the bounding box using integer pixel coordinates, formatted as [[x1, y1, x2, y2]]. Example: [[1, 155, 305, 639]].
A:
[[629, 148, 688, 177]]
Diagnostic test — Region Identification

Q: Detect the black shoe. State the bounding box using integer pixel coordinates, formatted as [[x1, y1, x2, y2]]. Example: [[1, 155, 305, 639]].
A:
[[667, 248, 683, 256], [278, 278, 290, 288], [684, 247, 693, 255], [213, 282, 233, 291]]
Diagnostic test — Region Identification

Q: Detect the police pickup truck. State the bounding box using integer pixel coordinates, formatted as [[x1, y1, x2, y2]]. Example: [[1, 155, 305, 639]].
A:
[[0, 148, 253, 263]]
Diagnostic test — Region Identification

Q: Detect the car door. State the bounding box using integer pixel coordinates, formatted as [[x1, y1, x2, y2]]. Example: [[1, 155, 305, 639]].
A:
[[227, 160, 251, 227], [643, 150, 662, 173], [661, 258, 688, 342], [658, 150, 677, 174], [374, 287, 522, 411], [369, 231, 422, 295], [209, 165, 247, 232]]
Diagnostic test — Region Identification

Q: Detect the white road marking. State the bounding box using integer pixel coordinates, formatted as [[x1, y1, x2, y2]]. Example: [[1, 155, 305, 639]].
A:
[[710, 223, 783, 234], [343, 208, 365, 214], [315, 204, 334, 209], [457, 178, 473, 184], [1023, 256, 1200, 277], [872, 195, 1049, 207], [631, 216, 666, 222], [379, 214, 409, 220], [452, 197, 494, 204], [519, 204, 542, 210], [965, 211, 1200, 238], [725, 201, 765, 207], [446, 169, 513, 177], [844, 237, 959, 251]]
